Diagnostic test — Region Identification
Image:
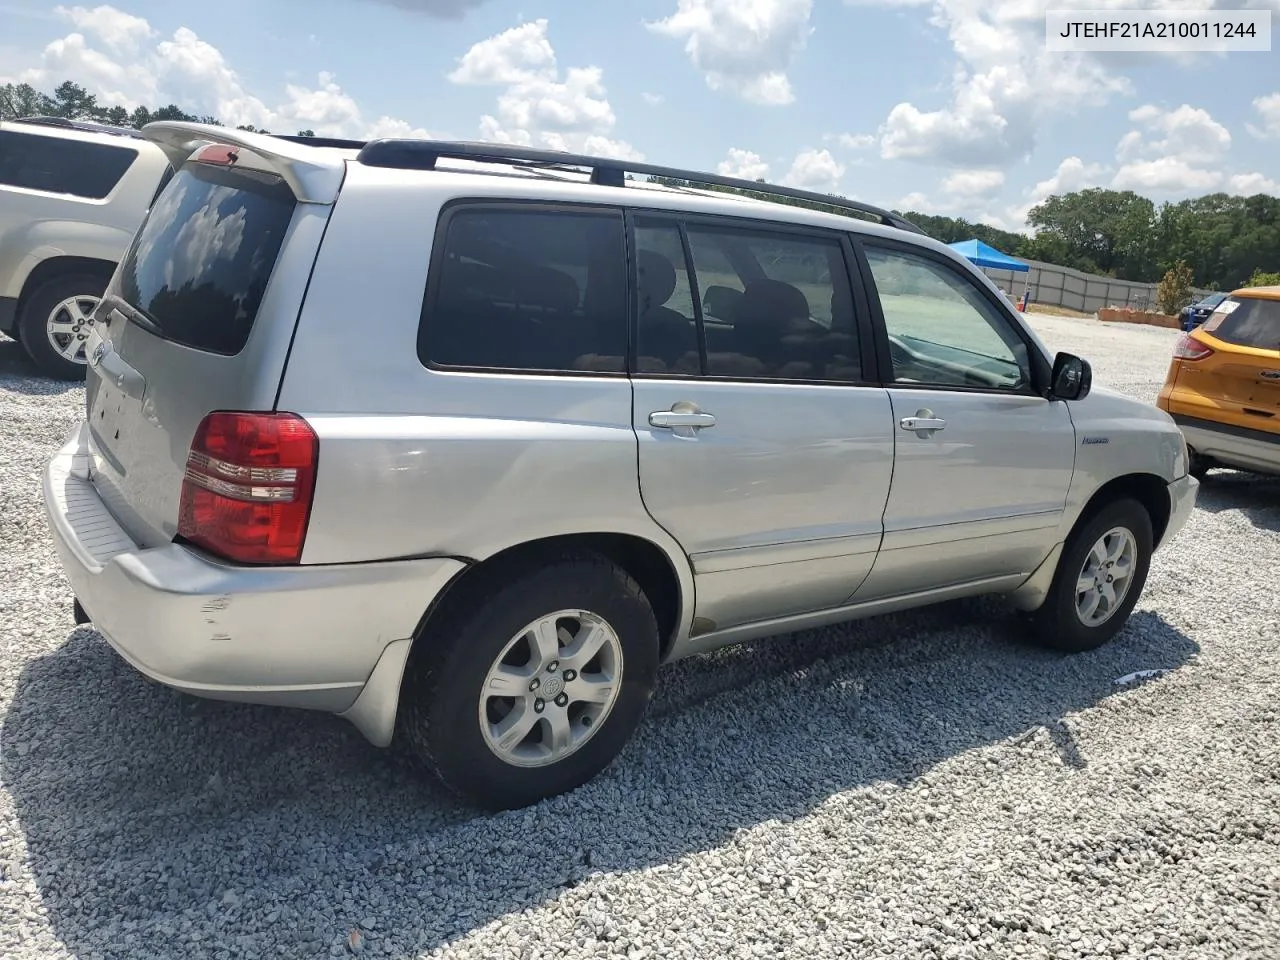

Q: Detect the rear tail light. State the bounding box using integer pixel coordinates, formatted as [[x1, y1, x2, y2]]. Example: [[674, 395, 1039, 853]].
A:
[[1173, 334, 1213, 361], [178, 412, 319, 565]]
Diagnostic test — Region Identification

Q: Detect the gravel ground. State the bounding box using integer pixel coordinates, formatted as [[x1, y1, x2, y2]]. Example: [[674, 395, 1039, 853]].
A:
[[1, 314, 1278, 960]]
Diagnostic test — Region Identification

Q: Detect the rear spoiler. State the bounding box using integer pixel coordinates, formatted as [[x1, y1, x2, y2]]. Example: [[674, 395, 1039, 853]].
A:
[[140, 121, 354, 204]]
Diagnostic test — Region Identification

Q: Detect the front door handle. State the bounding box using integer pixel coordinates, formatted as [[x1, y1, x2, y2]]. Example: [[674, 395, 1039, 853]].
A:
[[650, 403, 716, 438], [900, 409, 946, 438]]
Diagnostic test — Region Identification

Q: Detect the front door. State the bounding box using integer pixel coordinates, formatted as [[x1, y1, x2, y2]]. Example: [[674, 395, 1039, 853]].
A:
[[629, 214, 894, 632], [850, 239, 1076, 601]]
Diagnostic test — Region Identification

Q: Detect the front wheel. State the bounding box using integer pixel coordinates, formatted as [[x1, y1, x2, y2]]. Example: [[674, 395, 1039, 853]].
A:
[[399, 552, 660, 809], [1025, 498, 1153, 653]]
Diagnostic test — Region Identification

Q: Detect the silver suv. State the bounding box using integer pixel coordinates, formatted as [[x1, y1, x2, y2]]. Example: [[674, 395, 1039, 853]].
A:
[[43, 123, 1198, 809], [0, 116, 172, 378]]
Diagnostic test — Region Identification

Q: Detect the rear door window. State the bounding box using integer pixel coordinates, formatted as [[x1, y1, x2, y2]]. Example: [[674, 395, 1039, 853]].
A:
[[1202, 297, 1280, 350], [0, 129, 138, 199], [420, 206, 628, 374], [117, 162, 297, 355]]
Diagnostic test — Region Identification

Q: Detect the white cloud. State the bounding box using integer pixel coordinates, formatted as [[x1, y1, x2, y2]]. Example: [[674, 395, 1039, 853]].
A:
[[647, 0, 814, 106], [1247, 92, 1280, 141], [781, 148, 845, 193], [447, 18, 556, 86], [1112, 157, 1223, 194], [1029, 156, 1105, 203], [641, 92, 664, 105], [10, 6, 434, 139], [858, 1, 1258, 166], [718, 148, 770, 180], [1109, 102, 1250, 198], [1118, 103, 1231, 165], [450, 20, 640, 159], [941, 168, 1004, 197], [55, 4, 153, 51], [1227, 171, 1280, 196], [836, 132, 875, 149]]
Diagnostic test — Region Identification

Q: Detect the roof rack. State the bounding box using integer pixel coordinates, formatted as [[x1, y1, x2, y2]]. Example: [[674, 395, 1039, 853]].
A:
[[272, 134, 368, 151], [354, 139, 925, 235], [9, 115, 146, 140]]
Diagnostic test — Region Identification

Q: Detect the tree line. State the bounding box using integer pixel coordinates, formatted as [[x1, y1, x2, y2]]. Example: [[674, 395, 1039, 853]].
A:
[[0, 79, 314, 138], [4, 80, 1277, 291]]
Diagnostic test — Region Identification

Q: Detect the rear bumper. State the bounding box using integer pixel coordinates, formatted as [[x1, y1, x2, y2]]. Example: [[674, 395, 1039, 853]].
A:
[[42, 421, 465, 738], [1172, 414, 1280, 477]]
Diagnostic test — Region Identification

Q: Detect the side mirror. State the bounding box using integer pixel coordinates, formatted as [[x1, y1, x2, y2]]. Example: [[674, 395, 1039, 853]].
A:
[[1050, 352, 1092, 401]]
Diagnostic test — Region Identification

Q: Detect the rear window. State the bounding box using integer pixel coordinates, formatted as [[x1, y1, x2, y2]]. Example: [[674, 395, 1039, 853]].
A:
[[118, 162, 297, 356], [420, 206, 627, 373], [1202, 296, 1280, 351], [0, 129, 138, 199]]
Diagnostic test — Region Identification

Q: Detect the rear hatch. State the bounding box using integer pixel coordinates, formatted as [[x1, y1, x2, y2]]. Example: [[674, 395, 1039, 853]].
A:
[[84, 135, 337, 549], [1173, 294, 1280, 434]]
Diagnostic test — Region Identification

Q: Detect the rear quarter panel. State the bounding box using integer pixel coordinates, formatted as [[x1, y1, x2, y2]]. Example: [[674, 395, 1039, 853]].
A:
[[277, 164, 695, 624]]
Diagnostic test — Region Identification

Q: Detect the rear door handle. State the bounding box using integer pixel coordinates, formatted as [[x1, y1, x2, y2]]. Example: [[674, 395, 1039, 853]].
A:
[[900, 409, 946, 437], [649, 403, 716, 438], [650, 411, 717, 429]]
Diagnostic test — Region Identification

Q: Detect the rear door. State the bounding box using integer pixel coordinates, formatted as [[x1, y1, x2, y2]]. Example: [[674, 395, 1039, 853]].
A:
[[84, 149, 331, 547], [1174, 294, 1280, 435], [629, 213, 894, 633]]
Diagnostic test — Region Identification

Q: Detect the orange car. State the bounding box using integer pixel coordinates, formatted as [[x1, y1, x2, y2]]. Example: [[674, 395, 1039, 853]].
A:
[[1156, 285, 1280, 478]]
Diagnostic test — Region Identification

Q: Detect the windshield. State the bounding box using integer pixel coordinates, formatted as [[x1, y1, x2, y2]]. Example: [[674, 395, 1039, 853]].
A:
[[117, 161, 297, 355]]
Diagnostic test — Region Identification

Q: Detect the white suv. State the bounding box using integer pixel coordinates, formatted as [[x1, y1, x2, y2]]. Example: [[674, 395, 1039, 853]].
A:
[[0, 116, 172, 378], [43, 123, 1198, 809]]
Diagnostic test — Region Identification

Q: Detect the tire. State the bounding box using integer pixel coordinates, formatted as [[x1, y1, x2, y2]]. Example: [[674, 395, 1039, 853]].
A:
[[18, 273, 108, 380], [1187, 448, 1212, 481], [399, 551, 660, 810], [1025, 498, 1153, 653]]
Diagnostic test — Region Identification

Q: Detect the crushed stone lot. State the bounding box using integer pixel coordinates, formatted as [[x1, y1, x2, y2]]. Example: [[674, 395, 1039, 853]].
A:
[[1, 313, 1278, 960]]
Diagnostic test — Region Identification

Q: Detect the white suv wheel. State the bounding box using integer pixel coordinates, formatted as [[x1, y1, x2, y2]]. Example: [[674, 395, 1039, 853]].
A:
[[45, 294, 100, 365]]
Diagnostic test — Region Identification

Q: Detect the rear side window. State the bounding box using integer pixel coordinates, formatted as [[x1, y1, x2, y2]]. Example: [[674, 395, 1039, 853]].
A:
[[0, 130, 138, 199], [421, 206, 627, 374], [117, 162, 297, 355], [1202, 297, 1280, 350]]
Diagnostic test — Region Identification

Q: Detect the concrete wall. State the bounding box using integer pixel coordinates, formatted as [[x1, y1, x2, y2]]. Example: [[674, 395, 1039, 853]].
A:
[[979, 258, 1211, 314]]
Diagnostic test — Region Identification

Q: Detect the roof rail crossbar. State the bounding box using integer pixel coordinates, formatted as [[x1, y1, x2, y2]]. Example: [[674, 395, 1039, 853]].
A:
[[8, 115, 147, 139], [354, 139, 925, 234]]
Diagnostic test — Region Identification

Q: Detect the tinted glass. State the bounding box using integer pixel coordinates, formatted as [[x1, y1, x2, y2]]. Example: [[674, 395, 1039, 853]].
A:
[[1202, 296, 1280, 350], [118, 162, 297, 355], [634, 221, 700, 375], [864, 245, 1030, 391], [422, 208, 627, 373], [681, 223, 861, 382], [0, 130, 138, 199]]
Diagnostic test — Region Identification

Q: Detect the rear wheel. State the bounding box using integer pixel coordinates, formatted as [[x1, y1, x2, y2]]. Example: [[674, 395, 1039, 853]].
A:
[[18, 273, 108, 380], [1025, 498, 1153, 653], [399, 552, 660, 809]]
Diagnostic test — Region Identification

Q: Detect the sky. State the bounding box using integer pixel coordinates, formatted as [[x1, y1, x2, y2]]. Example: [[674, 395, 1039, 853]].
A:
[[2, 0, 1278, 233]]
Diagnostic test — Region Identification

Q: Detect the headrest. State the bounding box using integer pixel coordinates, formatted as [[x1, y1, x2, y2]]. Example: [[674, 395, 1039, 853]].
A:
[[703, 285, 743, 321], [637, 249, 678, 309], [736, 278, 810, 330], [513, 264, 580, 313]]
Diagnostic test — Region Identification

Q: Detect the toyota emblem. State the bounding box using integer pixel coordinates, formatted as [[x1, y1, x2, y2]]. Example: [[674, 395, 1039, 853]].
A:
[[90, 341, 109, 367]]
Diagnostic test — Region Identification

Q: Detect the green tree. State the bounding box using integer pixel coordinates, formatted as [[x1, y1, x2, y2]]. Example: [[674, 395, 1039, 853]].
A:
[[0, 82, 54, 121], [1244, 269, 1280, 287], [1027, 188, 1156, 279], [1156, 259, 1196, 315], [297, 129, 316, 137]]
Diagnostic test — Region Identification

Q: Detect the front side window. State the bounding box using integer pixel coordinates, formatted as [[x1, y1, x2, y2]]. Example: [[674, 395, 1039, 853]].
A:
[[421, 207, 627, 373], [1201, 296, 1280, 350], [635, 217, 861, 383], [863, 244, 1031, 392], [0, 130, 138, 199]]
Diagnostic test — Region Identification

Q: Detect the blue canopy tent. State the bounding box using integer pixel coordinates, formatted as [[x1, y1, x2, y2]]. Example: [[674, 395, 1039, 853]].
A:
[[948, 239, 1031, 308]]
